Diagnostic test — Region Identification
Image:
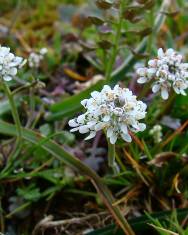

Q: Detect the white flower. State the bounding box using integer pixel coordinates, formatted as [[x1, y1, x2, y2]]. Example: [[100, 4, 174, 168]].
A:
[[28, 47, 48, 68], [137, 48, 188, 99], [0, 46, 26, 81], [149, 124, 163, 143], [69, 85, 147, 144]]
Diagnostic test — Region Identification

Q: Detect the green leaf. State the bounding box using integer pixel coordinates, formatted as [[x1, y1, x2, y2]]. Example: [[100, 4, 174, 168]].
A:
[[56, 131, 75, 145], [39, 123, 52, 136], [0, 95, 21, 116], [17, 184, 41, 202]]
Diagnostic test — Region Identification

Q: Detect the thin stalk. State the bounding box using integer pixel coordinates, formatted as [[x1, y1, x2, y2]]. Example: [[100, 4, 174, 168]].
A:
[[153, 92, 176, 123], [1, 81, 23, 174], [2, 82, 22, 140], [107, 140, 119, 174], [12, 81, 38, 96], [105, 0, 125, 82], [6, 202, 31, 219]]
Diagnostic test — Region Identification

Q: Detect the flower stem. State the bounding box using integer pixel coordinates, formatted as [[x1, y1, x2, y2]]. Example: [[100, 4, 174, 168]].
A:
[[107, 140, 119, 174], [105, 0, 125, 82], [2, 82, 22, 140], [153, 92, 176, 123], [1, 81, 23, 173]]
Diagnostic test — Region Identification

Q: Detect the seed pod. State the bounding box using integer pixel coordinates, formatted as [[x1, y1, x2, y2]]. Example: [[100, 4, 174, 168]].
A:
[[136, 0, 148, 4], [139, 27, 152, 37], [123, 5, 143, 22], [143, 0, 155, 9], [96, 0, 113, 10], [98, 40, 113, 49], [87, 16, 104, 26]]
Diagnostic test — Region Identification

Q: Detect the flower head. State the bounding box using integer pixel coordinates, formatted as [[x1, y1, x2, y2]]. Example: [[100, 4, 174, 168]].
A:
[[137, 48, 188, 99], [149, 124, 163, 143], [28, 48, 48, 68], [0, 46, 26, 81], [69, 85, 147, 144]]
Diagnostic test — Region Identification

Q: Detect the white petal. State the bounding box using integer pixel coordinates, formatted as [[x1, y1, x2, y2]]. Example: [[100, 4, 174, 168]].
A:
[[137, 77, 147, 84], [91, 91, 100, 99], [0, 47, 10, 56], [147, 68, 156, 74], [3, 75, 12, 81], [120, 123, 128, 134], [136, 68, 146, 76], [107, 127, 114, 138], [19, 59, 27, 68], [152, 84, 160, 93], [161, 88, 169, 100], [9, 67, 17, 76], [70, 127, 79, 132], [102, 85, 111, 92], [180, 89, 186, 96], [120, 133, 132, 142], [114, 84, 120, 91], [81, 99, 88, 107], [85, 131, 96, 140], [68, 119, 78, 127], [95, 122, 105, 131], [7, 53, 14, 61], [158, 48, 164, 58], [87, 120, 97, 128], [79, 125, 90, 134], [166, 48, 174, 56], [12, 56, 23, 66], [148, 59, 157, 67], [103, 115, 110, 122], [138, 123, 146, 131], [110, 134, 117, 144], [181, 63, 188, 69], [77, 114, 86, 123], [173, 86, 180, 94], [40, 48, 48, 55]]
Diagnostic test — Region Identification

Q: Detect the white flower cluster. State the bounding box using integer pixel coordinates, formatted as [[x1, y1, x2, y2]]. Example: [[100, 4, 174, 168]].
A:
[[28, 48, 48, 68], [137, 48, 188, 99], [149, 124, 162, 143], [69, 85, 147, 144], [0, 46, 26, 81]]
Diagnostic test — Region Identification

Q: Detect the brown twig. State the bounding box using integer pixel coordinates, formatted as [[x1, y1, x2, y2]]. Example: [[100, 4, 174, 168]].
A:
[[32, 212, 107, 235]]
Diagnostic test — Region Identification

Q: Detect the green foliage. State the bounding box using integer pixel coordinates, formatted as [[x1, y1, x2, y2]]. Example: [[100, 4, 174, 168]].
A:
[[0, 0, 188, 234]]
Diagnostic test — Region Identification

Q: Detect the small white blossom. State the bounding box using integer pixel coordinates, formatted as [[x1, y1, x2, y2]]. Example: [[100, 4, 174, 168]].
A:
[[137, 48, 188, 99], [149, 124, 163, 143], [0, 46, 26, 81], [69, 85, 147, 144], [28, 47, 48, 68]]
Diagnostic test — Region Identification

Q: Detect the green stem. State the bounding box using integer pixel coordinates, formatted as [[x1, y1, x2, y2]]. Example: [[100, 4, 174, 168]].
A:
[[105, 0, 125, 82], [107, 140, 119, 175], [2, 82, 22, 140], [152, 92, 176, 123], [6, 202, 31, 219], [1, 81, 23, 175]]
